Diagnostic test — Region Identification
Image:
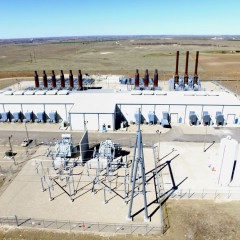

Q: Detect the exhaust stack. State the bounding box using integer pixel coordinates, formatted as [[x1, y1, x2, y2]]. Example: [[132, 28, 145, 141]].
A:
[[135, 69, 139, 87], [34, 71, 39, 88], [153, 69, 158, 88], [184, 51, 189, 85], [60, 70, 65, 88], [174, 51, 179, 88], [51, 70, 56, 88], [78, 70, 83, 89], [42, 70, 48, 88], [144, 69, 149, 87], [69, 70, 74, 88], [194, 51, 199, 84]]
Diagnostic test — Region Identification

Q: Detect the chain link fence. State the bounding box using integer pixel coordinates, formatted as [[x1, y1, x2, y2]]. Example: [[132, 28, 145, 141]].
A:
[[0, 216, 162, 235], [170, 188, 240, 200]]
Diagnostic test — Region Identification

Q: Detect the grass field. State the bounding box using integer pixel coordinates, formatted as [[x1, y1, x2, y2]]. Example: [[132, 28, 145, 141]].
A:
[[1, 38, 240, 79], [1, 200, 240, 240]]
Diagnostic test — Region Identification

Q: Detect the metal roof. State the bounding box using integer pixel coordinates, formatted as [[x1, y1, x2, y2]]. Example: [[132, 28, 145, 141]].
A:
[[0, 91, 239, 113]]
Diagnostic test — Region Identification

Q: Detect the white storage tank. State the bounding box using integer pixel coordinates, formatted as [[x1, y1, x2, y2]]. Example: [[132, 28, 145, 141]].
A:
[[216, 136, 239, 186]]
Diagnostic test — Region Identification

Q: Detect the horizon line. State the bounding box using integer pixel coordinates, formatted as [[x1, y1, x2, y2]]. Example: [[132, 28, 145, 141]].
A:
[[1, 34, 240, 41]]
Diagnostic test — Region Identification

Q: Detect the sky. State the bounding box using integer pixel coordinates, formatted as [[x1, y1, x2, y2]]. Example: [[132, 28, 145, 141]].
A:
[[0, 0, 240, 39]]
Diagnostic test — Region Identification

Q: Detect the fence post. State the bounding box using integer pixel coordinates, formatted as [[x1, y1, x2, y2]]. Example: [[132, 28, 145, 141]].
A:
[[69, 220, 71, 231], [14, 215, 19, 227], [228, 190, 231, 199], [214, 190, 217, 200], [188, 189, 190, 198]]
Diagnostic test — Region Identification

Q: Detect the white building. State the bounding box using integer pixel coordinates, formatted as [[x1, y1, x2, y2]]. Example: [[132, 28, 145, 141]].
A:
[[0, 89, 240, 131]]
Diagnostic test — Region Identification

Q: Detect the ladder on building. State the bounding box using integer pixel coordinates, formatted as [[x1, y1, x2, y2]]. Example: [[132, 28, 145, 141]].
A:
[[153, 145, 170, 233]]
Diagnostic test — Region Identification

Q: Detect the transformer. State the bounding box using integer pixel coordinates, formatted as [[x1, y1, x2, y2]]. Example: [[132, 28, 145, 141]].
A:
[[0, 111, 9, 122], [48, 111, 57, 123], [134, 111, 142, 124], [55, 134, 75, 158], [36, 112, 46, 123], [203, 111, 211, 126], [216, 112, 224, 126], [92, 139, 122, 171], [24, 111, 33, 123], [148, 111, 155, 124], [161, 112, 170, 127], [12, 111, 21, 123], [189, 111, 198, 125]]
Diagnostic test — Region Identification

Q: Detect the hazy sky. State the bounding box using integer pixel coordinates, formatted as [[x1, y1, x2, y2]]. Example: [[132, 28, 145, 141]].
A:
[[0, 0, 239, 38]]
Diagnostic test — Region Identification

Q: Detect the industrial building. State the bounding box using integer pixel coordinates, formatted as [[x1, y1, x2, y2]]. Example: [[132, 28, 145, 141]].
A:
[[0, 51, 239, 130], [0, 89, 240, 131]]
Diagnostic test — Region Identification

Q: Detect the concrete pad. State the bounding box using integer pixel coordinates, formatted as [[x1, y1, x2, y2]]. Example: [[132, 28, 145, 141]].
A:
[[1, 140, 240, 227]]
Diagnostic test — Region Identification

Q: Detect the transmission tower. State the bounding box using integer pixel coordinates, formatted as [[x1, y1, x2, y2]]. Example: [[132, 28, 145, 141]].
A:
[[127, 108, 150, 222]]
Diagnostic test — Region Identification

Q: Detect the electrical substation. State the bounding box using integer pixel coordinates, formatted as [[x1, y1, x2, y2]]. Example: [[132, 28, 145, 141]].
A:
[[0, 50, 240, 235]]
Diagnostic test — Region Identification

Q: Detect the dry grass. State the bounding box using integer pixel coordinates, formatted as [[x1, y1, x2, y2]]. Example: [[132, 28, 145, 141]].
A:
[[1, 38, 240, 78], [0, 200, 240, 240]]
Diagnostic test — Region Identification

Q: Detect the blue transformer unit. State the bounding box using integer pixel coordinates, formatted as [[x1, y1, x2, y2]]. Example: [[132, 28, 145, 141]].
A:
[[24, 111, 33, 123], [161, 112, 170, 127], [120, 77, 127, 84], [216, 112, 224, 126], [49, 111, 57, 123], [189, 111, 198, 125], [36, 111, 45, 123], [134, 112, 142, 124], [203, 111, 211, 126], [12, 112, 21, 123], [0, 111, 9, 122], [148, 111, 155, 124]]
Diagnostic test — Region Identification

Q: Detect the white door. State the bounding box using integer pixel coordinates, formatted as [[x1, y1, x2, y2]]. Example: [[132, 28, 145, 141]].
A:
[[227, 114, 235, 124], [170, 113, 178, 124], [84, 114, 99, 131]]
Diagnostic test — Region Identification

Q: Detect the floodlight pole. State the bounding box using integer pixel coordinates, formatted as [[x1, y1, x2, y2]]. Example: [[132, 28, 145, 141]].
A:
[[203, 125, 208, 152], [8, 135, 16, 165], [24, 123, 29, 141], [156, 130, 162, 161]]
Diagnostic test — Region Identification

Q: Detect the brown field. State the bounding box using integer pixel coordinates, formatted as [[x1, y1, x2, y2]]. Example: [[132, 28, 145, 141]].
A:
[[1, 38, 240, 79], [1, 200, 240, 240], [1, 38, 240, 93]]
